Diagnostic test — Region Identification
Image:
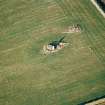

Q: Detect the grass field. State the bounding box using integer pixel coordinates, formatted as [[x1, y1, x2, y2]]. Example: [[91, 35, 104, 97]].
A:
[[0, 0, 105, 105]]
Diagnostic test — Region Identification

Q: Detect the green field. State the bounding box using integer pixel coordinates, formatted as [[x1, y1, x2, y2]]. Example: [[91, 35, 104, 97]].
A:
[[0, 0, 105, 105]]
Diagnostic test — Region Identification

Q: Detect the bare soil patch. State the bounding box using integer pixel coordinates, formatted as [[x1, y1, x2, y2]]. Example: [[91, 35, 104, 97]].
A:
[[62, 24, 81, 34], [42, 42, 69, 55]]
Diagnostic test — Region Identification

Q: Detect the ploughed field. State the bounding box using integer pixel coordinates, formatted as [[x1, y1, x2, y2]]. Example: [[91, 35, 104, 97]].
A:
[[0, 0, 105, 105]]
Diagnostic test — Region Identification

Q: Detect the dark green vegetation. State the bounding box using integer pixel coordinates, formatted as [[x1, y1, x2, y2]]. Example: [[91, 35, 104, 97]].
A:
[[0, 0, 105, 105], [49, 36, 65, 49]]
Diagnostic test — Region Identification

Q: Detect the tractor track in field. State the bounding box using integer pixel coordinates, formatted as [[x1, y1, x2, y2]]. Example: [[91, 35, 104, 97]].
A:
[[0, 43, 26, 54], [76, 0, 105, 65], [55, 0, 105, 66], [74, 0, 105, 63]]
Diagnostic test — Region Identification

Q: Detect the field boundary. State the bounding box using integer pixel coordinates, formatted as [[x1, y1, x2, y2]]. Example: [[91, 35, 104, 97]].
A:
[[85, 98, 105, 105], [79, 95, 105, 105], [91, 0, 105, 18]]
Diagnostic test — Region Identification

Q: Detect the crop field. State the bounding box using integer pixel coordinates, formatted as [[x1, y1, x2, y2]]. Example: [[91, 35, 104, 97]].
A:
[[0, 0, 105, 105]]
